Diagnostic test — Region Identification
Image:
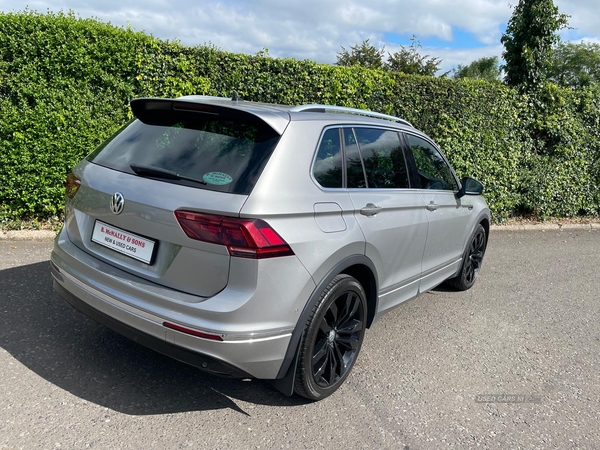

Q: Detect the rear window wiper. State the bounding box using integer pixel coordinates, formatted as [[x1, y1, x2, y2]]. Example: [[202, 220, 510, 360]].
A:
[[130, 164, 207, 185]]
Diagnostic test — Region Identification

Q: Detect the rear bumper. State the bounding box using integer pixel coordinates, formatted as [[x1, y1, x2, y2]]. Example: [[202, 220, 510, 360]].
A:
[[51, 258, 293, 379], [50, 228, 316, 380], [52, 276, 250, 378]]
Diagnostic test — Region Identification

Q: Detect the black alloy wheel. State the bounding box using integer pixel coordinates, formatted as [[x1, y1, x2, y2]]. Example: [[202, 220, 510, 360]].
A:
[[294, 274, 367, 400], [465, 226, 486, 284]]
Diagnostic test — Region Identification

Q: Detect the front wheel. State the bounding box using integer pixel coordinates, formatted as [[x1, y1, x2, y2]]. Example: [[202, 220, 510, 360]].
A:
[[294, 274, 367, 401], [447, 223, 487, 291]]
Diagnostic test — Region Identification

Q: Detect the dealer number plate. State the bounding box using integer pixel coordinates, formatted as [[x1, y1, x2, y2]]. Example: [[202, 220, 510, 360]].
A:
[[91, 221, 155, 264]]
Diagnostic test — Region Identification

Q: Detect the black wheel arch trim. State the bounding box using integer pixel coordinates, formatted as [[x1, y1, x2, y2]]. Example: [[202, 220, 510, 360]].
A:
[[274, 255, 378, 383], [475, 211, 491, 244], [453, 211, 491, 278], [466, 211, 491, 245]]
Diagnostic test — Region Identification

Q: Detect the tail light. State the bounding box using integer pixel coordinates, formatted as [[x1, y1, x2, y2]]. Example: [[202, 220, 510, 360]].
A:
[[65, 173, 81, 199], [174, 211, 294, 259]]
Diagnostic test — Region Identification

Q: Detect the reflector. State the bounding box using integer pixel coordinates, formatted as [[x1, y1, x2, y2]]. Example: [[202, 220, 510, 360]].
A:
[[163, 322, 224, 341]]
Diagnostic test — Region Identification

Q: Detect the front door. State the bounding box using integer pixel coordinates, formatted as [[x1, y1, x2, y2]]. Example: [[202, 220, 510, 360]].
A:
[[405, 133, 474, 293]]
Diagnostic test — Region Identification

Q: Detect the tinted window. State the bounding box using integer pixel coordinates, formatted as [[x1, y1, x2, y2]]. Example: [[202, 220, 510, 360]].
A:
[[87, 111, 280, 195], [313, 128, 343, 188], [344, 128, 367, 188], [407, 134, 458, 191], [354, 128, 409, 189]]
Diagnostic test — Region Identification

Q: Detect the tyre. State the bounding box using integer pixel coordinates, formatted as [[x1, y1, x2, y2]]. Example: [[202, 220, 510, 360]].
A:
[[447, 223, 487, 291], [294, 274, 367, 401]]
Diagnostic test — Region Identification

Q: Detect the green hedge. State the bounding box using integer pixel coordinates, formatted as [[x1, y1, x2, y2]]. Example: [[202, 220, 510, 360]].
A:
[[0, 11, 152, 221], [1, 11, 599, 223]]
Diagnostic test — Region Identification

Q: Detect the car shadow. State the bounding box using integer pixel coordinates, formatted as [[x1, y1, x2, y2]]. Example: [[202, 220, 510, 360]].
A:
[[430, 283, 460, 293], [0, 261, 310, 415]]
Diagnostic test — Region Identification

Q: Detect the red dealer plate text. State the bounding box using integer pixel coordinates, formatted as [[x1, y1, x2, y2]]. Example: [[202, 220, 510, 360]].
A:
[[91, 221, 155, 264]]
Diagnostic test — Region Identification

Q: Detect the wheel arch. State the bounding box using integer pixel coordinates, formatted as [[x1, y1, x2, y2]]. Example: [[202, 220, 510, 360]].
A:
[[339, 263, 378, 329], [477, 213, 491, 255], [272, 255, 378, 389], [479, 216, 490, 240], [461, 210, 490, 253]]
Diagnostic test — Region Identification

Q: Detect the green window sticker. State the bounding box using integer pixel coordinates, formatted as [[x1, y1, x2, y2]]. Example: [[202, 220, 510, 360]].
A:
[[203, 172, 233, 185]]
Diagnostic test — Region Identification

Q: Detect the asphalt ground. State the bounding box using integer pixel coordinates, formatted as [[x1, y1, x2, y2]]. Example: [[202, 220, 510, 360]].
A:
[[1, 229, 599, 449]]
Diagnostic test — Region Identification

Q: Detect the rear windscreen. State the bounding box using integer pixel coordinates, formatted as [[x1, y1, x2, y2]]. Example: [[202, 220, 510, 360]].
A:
[[87, 110, 281, 195]]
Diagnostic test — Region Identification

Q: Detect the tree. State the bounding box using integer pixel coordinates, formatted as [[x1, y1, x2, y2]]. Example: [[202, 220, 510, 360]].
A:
[[501, 0, 569, 89], [336, 39, 385, 69], [453, 56, 502, 82], [336, 36, 445, 76], [386, 36, 442, 76], [548, 41, 600, 89]]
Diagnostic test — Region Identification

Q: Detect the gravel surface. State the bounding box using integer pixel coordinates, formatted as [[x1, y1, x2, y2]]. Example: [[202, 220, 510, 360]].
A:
[[1, 230, 599, 449]]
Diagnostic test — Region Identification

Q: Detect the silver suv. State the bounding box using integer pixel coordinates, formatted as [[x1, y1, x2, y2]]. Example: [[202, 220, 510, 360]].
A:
[[51, 96, 490, 400]]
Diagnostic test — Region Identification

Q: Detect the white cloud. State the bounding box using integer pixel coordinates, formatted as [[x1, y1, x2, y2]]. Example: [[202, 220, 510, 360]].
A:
[[0, 0, 597, 71], [556, 0, 600, 39]]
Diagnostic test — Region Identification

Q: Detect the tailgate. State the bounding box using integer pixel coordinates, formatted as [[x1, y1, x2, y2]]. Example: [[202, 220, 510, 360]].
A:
[[65, 161, 247, 298]]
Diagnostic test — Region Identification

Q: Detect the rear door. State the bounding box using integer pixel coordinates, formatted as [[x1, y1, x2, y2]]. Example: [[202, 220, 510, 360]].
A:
[[345, 127, 428, 316]]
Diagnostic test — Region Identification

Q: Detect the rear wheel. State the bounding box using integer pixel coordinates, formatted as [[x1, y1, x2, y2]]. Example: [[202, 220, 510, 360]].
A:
[[294, 274, 367, 401], [447, 223, 487, 291]]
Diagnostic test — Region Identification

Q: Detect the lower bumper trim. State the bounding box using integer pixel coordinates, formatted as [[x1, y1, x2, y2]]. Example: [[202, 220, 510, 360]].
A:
[[52, 279, 253, 379]]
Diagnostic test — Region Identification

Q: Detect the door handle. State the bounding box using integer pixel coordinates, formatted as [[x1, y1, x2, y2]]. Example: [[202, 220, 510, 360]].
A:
[[360, 203, 382, 217], [426, 201, 438, 211]]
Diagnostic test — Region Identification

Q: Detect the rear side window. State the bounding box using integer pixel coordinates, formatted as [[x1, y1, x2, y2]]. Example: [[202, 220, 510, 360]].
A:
[[344, 128, 367, 189], [312, 127, 411, 189], [354, 128, 409, 189], [87, 111, 280, 195], [313, 128, 343, 188]]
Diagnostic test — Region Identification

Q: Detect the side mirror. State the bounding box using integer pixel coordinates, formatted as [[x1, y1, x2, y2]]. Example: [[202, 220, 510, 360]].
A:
[[456, 177, 484, 198]]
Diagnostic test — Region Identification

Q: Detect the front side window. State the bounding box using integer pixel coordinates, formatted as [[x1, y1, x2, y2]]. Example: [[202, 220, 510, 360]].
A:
[[407, 134, 458, 191], [354, 128, 409, 189]]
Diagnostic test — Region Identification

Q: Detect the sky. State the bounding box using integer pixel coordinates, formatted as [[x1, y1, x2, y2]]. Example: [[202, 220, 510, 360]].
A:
[[1, 0, 599, 74]]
